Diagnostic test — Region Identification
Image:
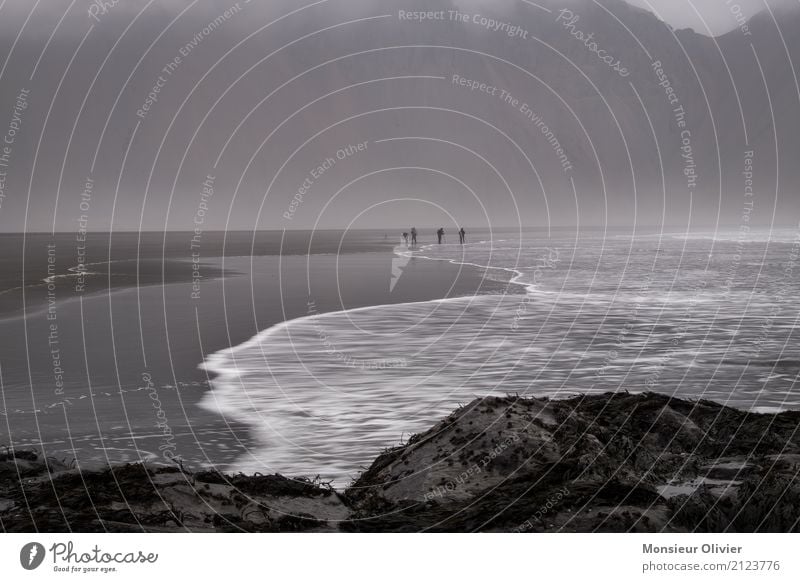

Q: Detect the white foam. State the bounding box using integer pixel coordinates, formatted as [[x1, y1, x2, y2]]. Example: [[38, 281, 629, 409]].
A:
[[198, 232, 800, 483]]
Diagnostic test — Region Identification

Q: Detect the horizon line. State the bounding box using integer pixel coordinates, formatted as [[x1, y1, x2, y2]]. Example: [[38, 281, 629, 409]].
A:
[[1, 223, 798, 235]]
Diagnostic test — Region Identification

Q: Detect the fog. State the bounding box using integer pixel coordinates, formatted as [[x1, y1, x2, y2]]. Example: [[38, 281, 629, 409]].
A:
[[0, 0, 797, 231]]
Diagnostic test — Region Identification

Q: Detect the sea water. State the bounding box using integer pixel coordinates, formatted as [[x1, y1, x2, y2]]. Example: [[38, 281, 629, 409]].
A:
[[200, 228, 800, 483]]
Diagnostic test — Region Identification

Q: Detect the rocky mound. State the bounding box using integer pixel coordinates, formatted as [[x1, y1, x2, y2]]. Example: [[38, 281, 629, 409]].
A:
[[344, 392, 800, 532], [0, 451, 347, 532], [3, 392, 800, 532]]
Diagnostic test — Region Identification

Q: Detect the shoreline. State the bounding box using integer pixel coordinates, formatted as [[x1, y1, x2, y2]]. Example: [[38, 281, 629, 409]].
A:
[[197, 246, 522, 477], [1, 247, 513, 474], [199, 240, 530, 393]]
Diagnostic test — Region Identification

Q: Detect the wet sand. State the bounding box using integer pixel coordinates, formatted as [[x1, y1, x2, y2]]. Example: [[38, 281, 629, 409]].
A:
[[0, 245, 513, 471]]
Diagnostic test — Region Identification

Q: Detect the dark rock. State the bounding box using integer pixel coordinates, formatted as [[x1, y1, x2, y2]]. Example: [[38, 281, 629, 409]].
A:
[[345, 392, 800, 532], [3, 392, 800, 532]]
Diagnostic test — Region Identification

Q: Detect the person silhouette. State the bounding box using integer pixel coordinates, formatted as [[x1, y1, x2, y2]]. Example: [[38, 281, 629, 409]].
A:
[[437, 228, 444, 244], [459, 227, 466, 244], [410, 227, 417, 246], [402, 232, 409, 245]]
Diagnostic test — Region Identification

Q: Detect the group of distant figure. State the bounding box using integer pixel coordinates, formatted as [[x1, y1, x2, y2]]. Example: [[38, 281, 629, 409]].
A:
[[399, 227, 466, 245]]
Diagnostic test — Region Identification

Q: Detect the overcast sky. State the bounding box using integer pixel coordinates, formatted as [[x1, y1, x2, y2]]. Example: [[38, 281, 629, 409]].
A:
[[0, 0, 797, 231]]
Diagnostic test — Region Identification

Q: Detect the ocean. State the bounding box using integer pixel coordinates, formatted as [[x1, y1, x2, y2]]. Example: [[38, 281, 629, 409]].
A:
[[0, 229, 498, 472], [1, 227, 798, 484], [200, 227, 800, 484]]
